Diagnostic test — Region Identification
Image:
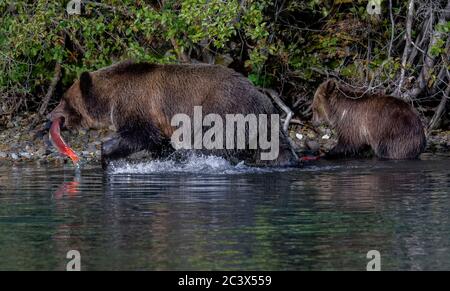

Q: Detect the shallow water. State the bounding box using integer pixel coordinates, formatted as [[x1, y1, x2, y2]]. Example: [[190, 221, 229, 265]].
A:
[[0, 154, 449, 271]]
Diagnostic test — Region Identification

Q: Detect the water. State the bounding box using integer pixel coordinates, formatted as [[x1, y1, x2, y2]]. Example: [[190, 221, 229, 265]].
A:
[[0, 154, 449, 271]]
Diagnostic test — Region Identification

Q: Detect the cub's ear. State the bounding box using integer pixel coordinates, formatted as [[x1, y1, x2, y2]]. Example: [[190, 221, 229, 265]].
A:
[[316, 79, 336, 100], [325, 79, 336, 94], [79, 71, 92, 99]]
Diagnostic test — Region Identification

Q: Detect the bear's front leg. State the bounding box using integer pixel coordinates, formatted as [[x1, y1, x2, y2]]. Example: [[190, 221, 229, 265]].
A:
[[101, 120, 168, 169], [101, 135, 144, 169]]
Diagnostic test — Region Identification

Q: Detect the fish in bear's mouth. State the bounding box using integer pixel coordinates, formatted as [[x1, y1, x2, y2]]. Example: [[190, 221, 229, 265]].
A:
[[49, 117, 80, 165]]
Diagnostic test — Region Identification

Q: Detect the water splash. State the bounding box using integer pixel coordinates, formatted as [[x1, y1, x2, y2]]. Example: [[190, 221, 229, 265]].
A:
[[109, 154, 293, 175]]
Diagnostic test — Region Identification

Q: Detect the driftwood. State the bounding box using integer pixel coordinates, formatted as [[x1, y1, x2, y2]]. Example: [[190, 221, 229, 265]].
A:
[[259, 88, 293, 133], [282, 118, 303, 125]]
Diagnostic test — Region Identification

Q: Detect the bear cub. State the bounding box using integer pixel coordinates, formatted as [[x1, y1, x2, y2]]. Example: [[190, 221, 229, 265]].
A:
[[311, 79, 426, 159]]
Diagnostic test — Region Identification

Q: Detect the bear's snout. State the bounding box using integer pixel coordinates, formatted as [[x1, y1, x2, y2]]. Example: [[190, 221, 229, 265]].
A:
[[48, 100, 68, 121], [47, 111, 66, 122]]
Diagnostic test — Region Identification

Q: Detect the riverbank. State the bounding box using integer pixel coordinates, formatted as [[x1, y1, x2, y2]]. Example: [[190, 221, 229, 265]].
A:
[[0, 113, 109, 165], [0, 113, 449, 165]]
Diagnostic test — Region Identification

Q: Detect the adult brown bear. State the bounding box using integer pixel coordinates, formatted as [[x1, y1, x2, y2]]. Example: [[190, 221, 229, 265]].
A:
[[48, 61, 297, 169], [311, 79, 426, 159]]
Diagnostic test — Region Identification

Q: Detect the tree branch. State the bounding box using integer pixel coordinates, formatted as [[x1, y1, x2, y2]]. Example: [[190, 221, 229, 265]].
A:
[[38, 63, 61, 117], [388, 0, 395, 60], [394, 0, 415, 98], [429, 82, 450, 131], [171, 38, 191, 62], [402, 1, 450, 100]]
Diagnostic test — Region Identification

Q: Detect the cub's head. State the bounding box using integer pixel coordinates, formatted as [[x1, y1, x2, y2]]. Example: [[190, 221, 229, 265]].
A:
[[311, 79, 336, 126], [48, 72, 110, 130]]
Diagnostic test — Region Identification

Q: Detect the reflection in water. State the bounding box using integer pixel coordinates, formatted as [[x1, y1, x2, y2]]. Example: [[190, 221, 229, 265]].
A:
[[54, 175, 80, 199], [0, 155, 449, 270]]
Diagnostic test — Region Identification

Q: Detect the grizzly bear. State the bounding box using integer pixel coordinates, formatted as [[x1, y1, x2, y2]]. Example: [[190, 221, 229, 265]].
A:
[[48, 60, 297, 169], [311, 79, 426, 159]]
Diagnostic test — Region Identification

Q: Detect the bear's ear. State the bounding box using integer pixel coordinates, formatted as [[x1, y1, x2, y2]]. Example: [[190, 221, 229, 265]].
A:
[[79, 71, 92, 100]]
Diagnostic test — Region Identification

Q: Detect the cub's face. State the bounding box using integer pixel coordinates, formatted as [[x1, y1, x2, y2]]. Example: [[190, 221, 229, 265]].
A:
[[311, 80, 334, 126], [48, 80, 95, 130], [311, 97, 330, 127]]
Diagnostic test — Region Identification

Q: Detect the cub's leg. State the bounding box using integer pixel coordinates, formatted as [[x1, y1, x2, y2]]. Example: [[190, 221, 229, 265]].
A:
[[325, 141, 367, 159], [324, 142, 350, 159], [374, 137, 423, 160]]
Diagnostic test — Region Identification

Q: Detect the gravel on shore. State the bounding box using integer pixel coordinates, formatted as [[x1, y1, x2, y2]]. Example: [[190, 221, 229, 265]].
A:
[[0, 113, 449, 165], [0, 113, 110, 166]]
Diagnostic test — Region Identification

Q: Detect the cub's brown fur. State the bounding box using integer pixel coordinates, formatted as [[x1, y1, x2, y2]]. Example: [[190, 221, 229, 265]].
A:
[[312, 79, 426, 159], [49, 60, 297, 168]]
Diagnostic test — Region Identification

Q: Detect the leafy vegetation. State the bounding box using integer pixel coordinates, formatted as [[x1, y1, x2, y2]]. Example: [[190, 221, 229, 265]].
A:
[[1, 0, 449, 129]]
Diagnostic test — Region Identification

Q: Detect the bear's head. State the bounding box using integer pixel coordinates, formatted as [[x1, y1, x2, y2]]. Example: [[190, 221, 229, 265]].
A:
[[311, 79, 336, 126], [48, 72, 111, 130]]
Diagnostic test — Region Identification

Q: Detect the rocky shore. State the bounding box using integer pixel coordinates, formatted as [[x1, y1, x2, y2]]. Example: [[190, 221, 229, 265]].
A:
[[289, 122, 450, 157], [0, 113, 449, 166], [0, 113, 109, 166]]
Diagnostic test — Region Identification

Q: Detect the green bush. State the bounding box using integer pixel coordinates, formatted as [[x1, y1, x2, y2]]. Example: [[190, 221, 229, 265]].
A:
[[0, 0, 271, 120], [1, 1, 448, 128]]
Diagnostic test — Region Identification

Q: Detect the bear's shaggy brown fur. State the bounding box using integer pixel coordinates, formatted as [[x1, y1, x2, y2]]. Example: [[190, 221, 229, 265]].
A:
[[312, 79, 426, 159], [49, 60, 297, 168]]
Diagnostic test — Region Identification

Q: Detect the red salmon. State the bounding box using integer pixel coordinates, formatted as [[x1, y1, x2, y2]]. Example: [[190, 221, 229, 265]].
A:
[[299, 155, 320, 162], [49, 117, 80, 165]]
